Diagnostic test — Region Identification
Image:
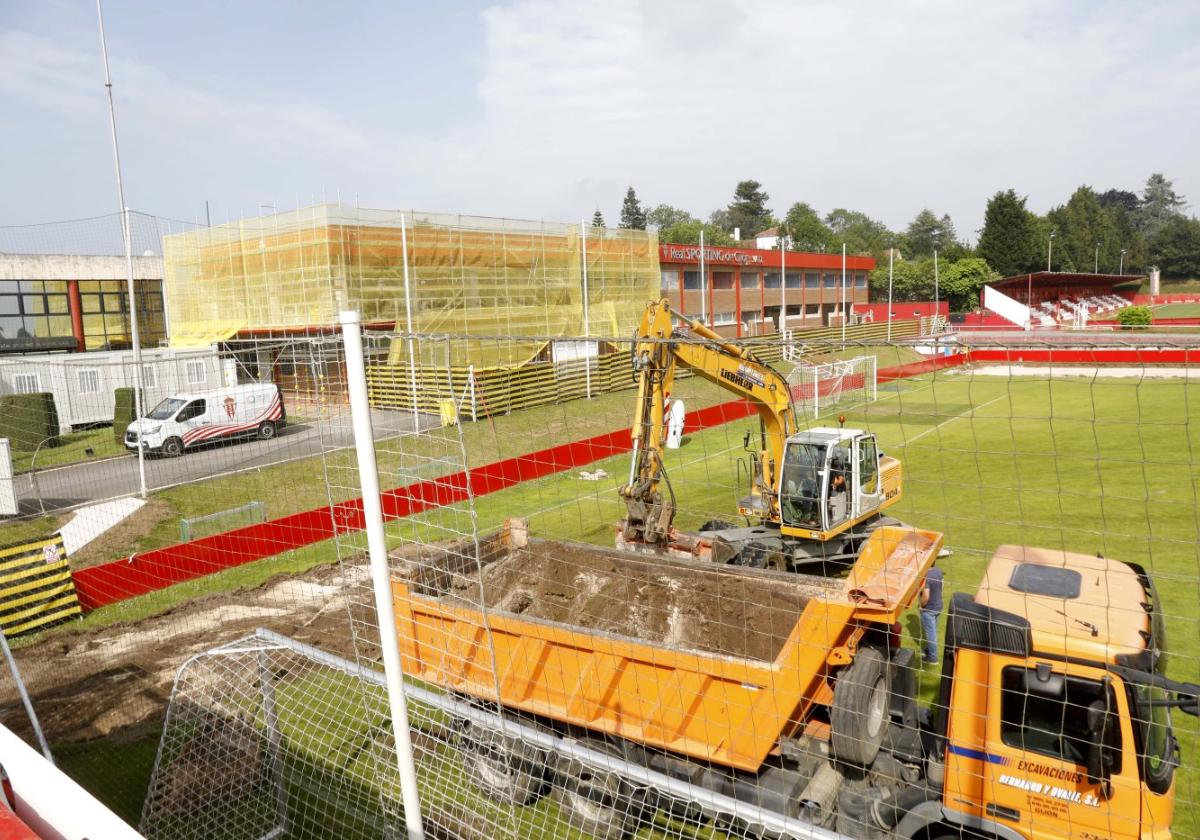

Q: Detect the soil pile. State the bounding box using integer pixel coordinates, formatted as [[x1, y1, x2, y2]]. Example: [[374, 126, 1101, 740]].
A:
[[426, 540, 842, 662]]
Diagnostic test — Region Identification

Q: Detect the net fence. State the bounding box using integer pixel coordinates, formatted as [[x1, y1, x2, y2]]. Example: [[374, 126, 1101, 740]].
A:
[[0, 322, 1197, 840]]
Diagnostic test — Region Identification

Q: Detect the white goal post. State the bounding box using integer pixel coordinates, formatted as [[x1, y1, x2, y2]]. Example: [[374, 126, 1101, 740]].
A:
[[787, 355, 878, 418]]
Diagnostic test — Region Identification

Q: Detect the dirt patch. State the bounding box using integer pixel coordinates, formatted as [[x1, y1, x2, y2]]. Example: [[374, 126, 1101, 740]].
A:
[[0, 561, 375, 745], [69, 497, 176, 569], [409, 539, 841, 662]]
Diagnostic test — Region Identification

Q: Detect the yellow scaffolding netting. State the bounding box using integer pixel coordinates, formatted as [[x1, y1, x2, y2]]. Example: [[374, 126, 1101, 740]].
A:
[[162, 206, 660, 365]]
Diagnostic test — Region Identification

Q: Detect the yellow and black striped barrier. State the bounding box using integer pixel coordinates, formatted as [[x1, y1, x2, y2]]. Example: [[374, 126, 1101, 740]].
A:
[[0, 534, 82, 637]]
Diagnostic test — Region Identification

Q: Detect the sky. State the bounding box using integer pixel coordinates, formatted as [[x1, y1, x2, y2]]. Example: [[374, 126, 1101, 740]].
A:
[[2, 0, 1198, 242]]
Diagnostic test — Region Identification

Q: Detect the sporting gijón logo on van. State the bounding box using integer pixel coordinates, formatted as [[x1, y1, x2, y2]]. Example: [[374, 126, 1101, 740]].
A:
[[181, 393, 283, 446]]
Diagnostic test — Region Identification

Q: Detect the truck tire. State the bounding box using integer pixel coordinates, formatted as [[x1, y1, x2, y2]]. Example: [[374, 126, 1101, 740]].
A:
[[161, 437, 184, 458], [257, 420, 277, 440], [463, 728, 547, 806], [552, 737, 645, 840], [831, 647, 889, 767]]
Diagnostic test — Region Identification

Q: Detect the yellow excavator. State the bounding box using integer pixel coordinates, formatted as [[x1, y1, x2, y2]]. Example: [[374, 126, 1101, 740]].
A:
[[618, 298, 904, 570]]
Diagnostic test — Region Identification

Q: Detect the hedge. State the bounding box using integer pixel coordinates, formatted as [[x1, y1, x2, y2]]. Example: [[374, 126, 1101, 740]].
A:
[[112, 387, 143, 444], [0, 393, 60, 451]]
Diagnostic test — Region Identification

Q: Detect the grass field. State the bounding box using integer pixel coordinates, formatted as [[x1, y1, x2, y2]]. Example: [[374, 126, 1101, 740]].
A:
[[33, 357, 1200, 837], [1152, 302, 1200, 318]]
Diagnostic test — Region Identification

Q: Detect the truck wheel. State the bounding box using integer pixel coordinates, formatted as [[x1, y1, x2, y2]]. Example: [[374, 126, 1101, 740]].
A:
[[463, 728, 547, 806], [831, 647, 889, 767], [161, 437, 184, 458], [257, 420, 277, 440], [553, 738, 645, 840]]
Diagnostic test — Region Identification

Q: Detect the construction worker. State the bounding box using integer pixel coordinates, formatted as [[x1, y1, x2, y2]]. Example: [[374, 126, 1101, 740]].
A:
[[918, 560, 944, 665]]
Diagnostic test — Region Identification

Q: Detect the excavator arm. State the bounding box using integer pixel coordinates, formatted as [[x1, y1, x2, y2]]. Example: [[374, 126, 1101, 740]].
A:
[[618, 298, 798, 545]]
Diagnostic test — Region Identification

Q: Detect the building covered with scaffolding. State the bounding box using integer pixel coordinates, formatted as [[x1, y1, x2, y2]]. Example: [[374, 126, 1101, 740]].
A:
[[162, 206, 660, 403]]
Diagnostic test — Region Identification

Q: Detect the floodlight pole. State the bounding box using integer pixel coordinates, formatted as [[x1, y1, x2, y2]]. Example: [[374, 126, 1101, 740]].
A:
[[400, 215, 419, 428], [97, 0, 146, 501], [699, 228, 707, 324], [840, 243, 847, 343], [581, 218, 591, 399], [887, 247, 894, 341], [780, 236, 787, 348], [340, 310, 426, 840]]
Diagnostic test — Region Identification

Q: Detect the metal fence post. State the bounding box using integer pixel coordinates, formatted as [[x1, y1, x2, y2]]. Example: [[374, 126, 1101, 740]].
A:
[[339, 310, 425, 840]]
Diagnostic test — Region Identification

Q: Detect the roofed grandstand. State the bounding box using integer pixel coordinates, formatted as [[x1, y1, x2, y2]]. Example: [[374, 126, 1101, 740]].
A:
[[960, 271, 1142, 329]]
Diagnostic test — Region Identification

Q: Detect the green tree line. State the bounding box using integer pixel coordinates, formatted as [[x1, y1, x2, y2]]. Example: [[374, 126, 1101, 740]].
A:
[[599, 174, 1198, 311]]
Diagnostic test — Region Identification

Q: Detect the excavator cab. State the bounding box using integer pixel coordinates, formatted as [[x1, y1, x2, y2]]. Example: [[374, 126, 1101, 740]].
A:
[[778, 429, 885, 537]]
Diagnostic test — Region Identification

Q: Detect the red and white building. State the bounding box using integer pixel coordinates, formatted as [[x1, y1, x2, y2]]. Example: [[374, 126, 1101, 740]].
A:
[[657, 244, 875, 338]]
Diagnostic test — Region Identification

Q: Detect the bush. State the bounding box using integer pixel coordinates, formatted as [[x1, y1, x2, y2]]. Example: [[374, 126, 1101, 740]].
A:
[[1116, 306, 1153, 329], [112, 387, 141, 443], [0, 393, 60, 451]]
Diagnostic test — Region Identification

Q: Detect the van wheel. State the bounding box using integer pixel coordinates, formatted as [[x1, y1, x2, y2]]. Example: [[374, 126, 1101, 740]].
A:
[[257, 421, 277, 441], [161, 437, 184, 458], [831, 647, 889, 766]]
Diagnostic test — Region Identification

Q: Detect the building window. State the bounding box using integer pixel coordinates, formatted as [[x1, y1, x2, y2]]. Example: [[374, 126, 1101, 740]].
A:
[[806, 303, 820, 315], [785, 272, 801, 289], [764, 272, 782, 289], [683, 271, 702, 290], [0, 280, 73, 343], [712, 311, 736, 325], [823, 273, 838, 288], [805, 272, 820, 288], [143, 365, 158, 389], [185, 360, 207, 387], [661, 270, 680, 291], [12, 373, 40, 394], [77, 368, 101, 395], [78, 279, 166, 350], [740, 272, 760, 289], [712, 271, 734, 290], [856, 272, 868, 288]]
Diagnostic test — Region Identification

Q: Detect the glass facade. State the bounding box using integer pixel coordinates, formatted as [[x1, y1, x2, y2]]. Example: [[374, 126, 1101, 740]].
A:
[[0, 281, 72, 343], [78, 279, 165, 350]]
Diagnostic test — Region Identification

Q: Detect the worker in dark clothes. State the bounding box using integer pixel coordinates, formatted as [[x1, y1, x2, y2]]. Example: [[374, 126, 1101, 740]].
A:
[[919, 561, 944, 665]]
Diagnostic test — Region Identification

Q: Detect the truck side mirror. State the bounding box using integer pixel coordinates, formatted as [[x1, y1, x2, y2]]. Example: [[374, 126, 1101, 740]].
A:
[[1085, 699, 1114, 795]]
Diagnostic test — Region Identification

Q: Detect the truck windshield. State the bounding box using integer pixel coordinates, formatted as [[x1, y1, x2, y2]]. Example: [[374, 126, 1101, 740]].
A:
[[779, 442, 824, 529], [146, 398, 186, 420], [1132, 683, 1177, 794]]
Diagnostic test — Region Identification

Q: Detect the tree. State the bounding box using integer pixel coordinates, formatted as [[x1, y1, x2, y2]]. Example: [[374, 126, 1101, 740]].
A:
[[937, 258, 998, 312], [1116, 306, 1153, 329], [1098, 189, 1140, 215], [618, 187, 647, 230], [1046, 186, 1122, 272], [591, 209, 605, 228], [824, 208, 894, 257], [658, 220, 736, 246], [903, 209, 958, 258], [868, 257, 935, 302], [977, 190, 1040, 276], [646, 204, 696, 230], [1149, 216, 1200, 278], [1138, 173, 1187, 238], [782, 202, 832, 252], [725, 180, 773, 237]]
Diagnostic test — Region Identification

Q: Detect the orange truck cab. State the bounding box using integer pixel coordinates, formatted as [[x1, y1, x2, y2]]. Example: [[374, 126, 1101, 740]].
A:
[[915, 546, 1195, 840]]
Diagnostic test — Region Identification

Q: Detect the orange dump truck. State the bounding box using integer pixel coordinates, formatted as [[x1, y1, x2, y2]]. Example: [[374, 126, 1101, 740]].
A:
[[392, 522, 1198, 840]]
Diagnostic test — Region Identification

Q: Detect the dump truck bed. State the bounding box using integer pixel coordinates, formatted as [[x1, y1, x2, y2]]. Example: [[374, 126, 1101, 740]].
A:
[[392, 522, 941, 771]]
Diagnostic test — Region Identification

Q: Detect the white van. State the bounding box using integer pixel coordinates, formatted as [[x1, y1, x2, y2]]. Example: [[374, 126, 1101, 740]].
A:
[[124, 383, 286, 457]]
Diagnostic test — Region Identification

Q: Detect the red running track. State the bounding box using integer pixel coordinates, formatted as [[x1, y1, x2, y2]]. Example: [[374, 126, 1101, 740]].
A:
[[72, 355, 976, 611]]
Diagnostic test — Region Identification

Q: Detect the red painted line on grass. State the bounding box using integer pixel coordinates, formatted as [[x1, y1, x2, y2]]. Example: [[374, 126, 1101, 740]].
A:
[[70, 359, 957, 611]]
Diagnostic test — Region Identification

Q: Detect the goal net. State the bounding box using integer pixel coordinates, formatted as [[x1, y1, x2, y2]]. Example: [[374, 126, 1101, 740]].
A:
[[787, 354, 877, 417]]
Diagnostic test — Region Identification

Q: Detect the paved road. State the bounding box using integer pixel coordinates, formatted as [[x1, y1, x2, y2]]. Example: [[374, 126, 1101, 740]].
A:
[[18, 408, 434, 515]]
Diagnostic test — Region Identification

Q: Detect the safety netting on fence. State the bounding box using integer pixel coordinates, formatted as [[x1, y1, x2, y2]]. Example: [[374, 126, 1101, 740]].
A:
[[0, 320, 1199, 840]]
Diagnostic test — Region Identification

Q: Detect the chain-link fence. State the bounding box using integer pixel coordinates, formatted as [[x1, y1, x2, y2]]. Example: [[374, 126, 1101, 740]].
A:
[[1, 316, 1199, 839]]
